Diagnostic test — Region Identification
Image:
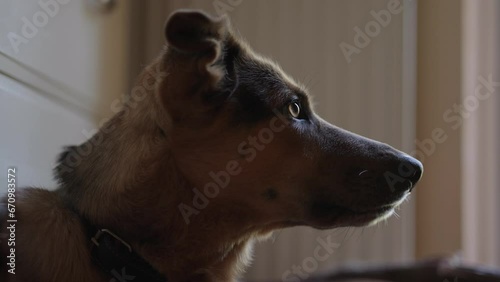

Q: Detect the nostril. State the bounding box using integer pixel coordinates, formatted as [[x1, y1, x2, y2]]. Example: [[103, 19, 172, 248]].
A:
[[399, 157, 423, 188], [408, 158, 423, 184]]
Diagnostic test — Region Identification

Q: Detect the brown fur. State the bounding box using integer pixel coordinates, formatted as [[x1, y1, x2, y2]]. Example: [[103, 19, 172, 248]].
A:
[[0, 10, 422, 282]]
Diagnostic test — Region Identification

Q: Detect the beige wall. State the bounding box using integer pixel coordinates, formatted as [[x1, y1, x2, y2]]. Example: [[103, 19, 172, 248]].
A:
[[461, 0, 500, 267], [416, 0, 462, 258]]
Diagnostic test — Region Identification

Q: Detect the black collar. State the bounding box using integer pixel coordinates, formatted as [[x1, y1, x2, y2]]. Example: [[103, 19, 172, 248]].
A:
[[83, 218, 168, 282]]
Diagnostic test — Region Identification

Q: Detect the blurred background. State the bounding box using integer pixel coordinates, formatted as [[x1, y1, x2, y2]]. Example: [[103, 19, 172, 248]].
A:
[[0, 0, 498, 280]]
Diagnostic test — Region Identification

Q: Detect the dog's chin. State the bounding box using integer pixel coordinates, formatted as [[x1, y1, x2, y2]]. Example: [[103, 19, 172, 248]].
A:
[[339, 205, 396, 227], [310, 194, 409, 229]]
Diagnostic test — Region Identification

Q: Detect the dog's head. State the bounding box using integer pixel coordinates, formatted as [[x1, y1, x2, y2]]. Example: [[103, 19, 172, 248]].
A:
[[157, 10, 423, 232], [51, 9, 423, 279]]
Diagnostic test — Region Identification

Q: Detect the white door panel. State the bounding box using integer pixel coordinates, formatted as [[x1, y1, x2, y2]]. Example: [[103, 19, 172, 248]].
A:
[[0, 0, 129, 190], [0, 74, 93, 189], [0, 0, 129, 117]]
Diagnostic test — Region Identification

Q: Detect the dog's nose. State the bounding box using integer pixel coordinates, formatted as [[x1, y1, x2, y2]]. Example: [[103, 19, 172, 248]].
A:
[[404, 156, 423, 185], [397, 156, 423, 192], [374, 156, 423, 193]]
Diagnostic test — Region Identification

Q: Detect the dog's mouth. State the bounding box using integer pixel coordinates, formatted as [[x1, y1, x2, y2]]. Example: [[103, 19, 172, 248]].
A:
[[309, 194, 409, 228]]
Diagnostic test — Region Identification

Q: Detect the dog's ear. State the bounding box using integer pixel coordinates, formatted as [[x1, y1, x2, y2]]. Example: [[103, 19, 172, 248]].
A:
[[161, 10, 238, 121], [165, 10, 228, 88], [165, 10, 226, 54]]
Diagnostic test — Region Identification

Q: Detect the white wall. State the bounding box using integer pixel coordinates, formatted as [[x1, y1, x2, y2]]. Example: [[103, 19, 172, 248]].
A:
[[0, 0, 130, 189]]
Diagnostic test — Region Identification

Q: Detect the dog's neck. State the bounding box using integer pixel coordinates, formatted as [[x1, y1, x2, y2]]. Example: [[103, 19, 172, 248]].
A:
[[55, 92, 256, 281]]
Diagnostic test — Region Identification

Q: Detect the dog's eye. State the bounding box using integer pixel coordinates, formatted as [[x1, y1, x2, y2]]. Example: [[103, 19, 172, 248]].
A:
[[288, 102, 301, 118]]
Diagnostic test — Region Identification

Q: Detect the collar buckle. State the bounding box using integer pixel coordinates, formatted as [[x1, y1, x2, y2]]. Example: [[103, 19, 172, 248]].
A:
[[91, 229, 132, 253]]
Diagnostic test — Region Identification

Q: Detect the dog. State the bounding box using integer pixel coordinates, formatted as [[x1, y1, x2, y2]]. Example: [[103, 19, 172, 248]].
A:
[[0, 10, 423, 282]]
